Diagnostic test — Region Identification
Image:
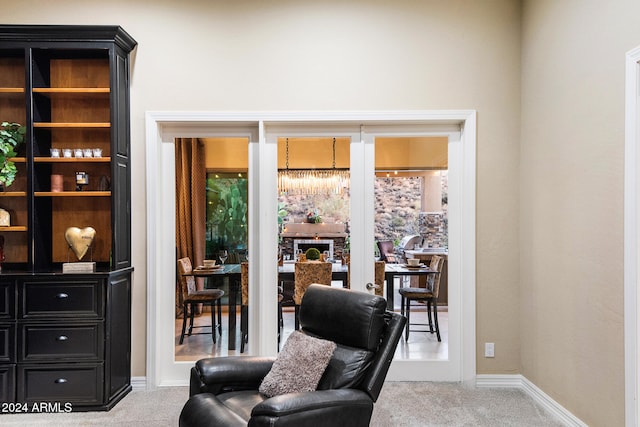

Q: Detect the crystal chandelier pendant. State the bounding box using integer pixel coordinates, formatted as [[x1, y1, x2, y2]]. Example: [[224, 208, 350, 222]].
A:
[[277, 137, 350, 195]]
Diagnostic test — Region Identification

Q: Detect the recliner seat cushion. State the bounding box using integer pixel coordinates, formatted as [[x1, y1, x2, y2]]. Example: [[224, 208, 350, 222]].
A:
[[179, 393, 247, 427], [218, 390, 267, 422], [259, 331, 336, 397]]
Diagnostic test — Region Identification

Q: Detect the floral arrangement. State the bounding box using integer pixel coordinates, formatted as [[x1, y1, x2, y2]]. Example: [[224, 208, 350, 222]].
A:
[[306, 209, 322, 223]]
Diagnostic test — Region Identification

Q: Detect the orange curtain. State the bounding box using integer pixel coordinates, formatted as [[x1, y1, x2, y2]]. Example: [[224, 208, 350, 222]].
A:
[[175, 138, 206, 316]]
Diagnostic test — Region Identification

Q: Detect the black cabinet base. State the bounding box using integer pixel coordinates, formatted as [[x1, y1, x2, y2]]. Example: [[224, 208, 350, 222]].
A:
[[65, 384, 132, 412]]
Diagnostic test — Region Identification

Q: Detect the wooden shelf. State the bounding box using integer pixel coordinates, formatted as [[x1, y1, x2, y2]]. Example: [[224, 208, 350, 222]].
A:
[[11, 157, 111, 163], [0, 191, 27, 197], [34, 122, 110, 128], [35, 157, 110, 163], [35, 191, 111, 197], [0, 225, 27, 232], [33, 87, 109, 93], [0, 87, 24, 93]]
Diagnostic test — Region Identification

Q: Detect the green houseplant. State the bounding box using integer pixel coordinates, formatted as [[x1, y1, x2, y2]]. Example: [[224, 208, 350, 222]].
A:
[[305, 247, 321, 261], [205, 175, 248, 256], [0, 122, 25, 188]]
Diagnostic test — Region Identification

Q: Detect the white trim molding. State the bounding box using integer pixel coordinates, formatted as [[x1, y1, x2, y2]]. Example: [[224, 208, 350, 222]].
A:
[[476, 375, 587, 426], [625, 45, 640, 427], [131, 376, 147, 391], [145, 110, 477, 386]]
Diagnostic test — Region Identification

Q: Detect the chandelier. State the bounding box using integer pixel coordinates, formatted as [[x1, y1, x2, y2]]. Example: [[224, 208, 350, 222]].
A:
[[278, 137, 350, 195]]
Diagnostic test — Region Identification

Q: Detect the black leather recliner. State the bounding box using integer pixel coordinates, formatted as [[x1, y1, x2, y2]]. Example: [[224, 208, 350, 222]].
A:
[[179, 284, 406, 427]]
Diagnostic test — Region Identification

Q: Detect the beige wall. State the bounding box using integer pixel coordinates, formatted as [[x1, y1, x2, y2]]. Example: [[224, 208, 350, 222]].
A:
[[19, 0, 639, 419], [4, 0, 522, 380], [521, 1, 640, 425]]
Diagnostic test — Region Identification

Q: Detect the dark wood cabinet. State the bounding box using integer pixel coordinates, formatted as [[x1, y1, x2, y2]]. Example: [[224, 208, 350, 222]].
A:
[[0, 26, 136, 411]]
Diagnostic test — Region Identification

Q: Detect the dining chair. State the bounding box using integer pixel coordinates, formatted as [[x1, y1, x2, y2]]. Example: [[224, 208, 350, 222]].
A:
[[345, 255, 351, 289], [177, 257, 225, 345], [240, 262, 284, 353], [376, 240, 398, 263], [294, 261, 332, 329], [373, 260, 385, 297], [398, 255, 443, 341], [240, 262, 249, 352]]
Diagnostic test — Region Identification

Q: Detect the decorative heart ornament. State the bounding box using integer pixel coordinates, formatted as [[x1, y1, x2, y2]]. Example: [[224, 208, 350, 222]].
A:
[[65, 227, 96, 260]]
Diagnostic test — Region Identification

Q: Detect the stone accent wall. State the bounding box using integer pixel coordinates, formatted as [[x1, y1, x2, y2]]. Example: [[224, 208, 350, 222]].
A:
[[419, 212, 448, 248], [279, 172, 448, 249], [376, 173, 448, 248], [279, 192, 350, 224], [374, 177, 422, 244]]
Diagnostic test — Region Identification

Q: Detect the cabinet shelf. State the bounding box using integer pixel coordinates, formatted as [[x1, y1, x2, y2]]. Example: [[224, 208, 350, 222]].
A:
[[34, 157, 111, 163], [35, 191, 111, 197], [0, 191, 27, 197], [0, 225, 27, 232], [0, 87, 24, 93], [33, 87, 109, 94], [34, 122, 110, 128]]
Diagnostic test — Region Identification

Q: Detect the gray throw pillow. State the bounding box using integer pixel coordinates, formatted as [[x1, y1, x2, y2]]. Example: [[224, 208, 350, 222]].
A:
[[259, 331, 337, 397]]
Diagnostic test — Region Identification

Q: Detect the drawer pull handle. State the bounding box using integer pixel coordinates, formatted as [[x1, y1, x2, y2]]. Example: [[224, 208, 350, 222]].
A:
[[56, 335, 68, 341], [54, 378, 67, 384], [56, 293, 69, 299]]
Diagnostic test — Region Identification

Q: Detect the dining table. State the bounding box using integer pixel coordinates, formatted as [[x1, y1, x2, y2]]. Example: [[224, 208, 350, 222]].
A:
[[384, 263, 436, 311], [188, 262, 350, 351]]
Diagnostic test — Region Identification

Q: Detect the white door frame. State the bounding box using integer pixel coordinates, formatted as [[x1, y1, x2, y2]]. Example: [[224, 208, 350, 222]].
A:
[[145, 110, 476, 387], [624, 46, 640, 427], [361, 122, 474, 381]]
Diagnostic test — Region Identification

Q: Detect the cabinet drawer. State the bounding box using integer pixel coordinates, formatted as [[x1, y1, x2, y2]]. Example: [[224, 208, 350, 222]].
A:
[[0, 324, 15, 363], [0, 281, 15, 319], [19, 323, 103, 362], [0, 365, 15, 403], [17, 363, 103, 405], [20, 280, 104, 319]]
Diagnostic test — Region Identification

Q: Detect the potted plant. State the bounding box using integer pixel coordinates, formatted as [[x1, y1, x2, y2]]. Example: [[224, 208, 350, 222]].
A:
[[0, 122, 25, 188], [306, 209, 322, 223], [305, 247, 321, 261]]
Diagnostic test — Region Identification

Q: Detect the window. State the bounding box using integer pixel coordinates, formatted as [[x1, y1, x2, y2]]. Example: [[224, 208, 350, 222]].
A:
[[205, 172, 248, 261]]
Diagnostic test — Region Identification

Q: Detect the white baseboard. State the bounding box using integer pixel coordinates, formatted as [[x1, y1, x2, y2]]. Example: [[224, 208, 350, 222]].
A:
[[131, 376, 147, 391], [476, 374, 587, 427], [130, 376, 190, 391]]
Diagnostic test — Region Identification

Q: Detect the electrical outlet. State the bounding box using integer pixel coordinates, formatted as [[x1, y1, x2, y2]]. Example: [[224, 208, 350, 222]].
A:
[[485, 342, 495, 358]]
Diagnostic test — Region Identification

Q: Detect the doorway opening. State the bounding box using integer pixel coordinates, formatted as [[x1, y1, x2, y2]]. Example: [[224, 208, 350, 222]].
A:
[[146, 111, 476, 386]]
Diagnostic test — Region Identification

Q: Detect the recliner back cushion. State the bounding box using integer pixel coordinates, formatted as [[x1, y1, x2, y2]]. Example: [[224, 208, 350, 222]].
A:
[[300, 285, 387, 351], [316, 342, 375, 390], [300, 285, 387, 391]]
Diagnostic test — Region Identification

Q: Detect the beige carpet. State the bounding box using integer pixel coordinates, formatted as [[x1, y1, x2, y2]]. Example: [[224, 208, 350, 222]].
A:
[[0, 382, 563, 426]]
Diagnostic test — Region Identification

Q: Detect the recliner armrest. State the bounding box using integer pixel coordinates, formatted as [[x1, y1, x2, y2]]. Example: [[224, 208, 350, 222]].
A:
[[250, 389, 373, 427], [191, 356, 276, 396]]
